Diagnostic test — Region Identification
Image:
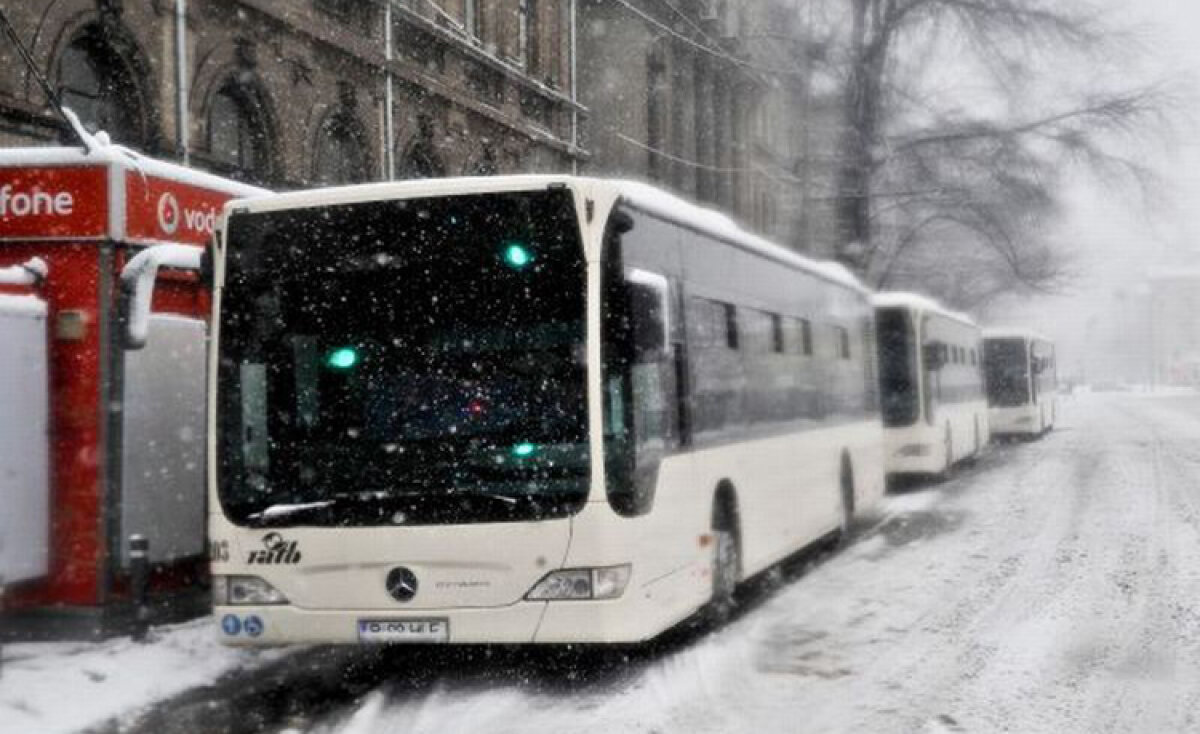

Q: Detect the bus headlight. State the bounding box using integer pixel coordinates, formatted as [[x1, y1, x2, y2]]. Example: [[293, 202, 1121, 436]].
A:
[[896, 443, 932, 457], [526, 565, 632, 601], [214, 575, 289, 606], [1015, 416, 1034, 424]]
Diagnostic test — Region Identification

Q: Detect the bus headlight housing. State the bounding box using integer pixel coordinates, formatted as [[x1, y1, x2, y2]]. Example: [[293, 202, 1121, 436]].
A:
[[526, 565, 631, 601], [213, 575, 289, 606], [896, 443, 932, 457]]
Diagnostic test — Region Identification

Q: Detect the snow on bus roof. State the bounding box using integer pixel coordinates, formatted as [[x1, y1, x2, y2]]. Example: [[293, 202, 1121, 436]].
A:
[[0, 145, 268, 197], [231, 174, 867, 294], [611, 179, 866, 293], [872, 291, 977, 327], [983, 327, 1053, 343]]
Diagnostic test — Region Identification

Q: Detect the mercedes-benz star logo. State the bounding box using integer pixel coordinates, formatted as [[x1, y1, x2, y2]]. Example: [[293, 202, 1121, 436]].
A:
[[386, 567, 419, 603]]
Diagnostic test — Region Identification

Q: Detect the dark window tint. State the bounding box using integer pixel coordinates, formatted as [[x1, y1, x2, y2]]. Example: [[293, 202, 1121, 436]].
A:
[[876, 308, 919, 426], [770, 314, 784, 353], [217, 190, 588, 527], [985, 338, 1031, 407], [723, 303, 739, 349]]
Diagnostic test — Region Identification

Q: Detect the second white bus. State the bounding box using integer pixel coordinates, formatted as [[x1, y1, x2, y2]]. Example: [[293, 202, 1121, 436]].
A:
[[873, 293, 989, 477], [125, 176, 888, 646]]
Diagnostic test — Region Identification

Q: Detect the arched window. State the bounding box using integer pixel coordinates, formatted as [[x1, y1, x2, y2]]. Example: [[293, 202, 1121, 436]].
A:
[[312, 113, 368, 185], [208, 79, 273, 184], [399, 115, 445, 180], [57, 29, 148, 148]]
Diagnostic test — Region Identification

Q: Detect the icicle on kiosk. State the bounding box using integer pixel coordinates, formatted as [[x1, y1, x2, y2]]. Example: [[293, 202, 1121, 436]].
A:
[[0, 146, 266, 639]]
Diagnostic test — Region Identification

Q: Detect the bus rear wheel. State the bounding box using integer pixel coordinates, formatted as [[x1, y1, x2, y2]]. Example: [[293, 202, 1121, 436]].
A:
[[939, 425, 953, 480], [838, 457, 855, 542], [707, 500, 740, 623]]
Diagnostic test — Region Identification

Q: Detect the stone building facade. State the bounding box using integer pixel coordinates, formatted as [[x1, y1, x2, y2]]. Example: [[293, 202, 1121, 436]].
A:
[[0, 0, 840, 254], [0, 0, 583, 188], [576, 0, 840, 256]]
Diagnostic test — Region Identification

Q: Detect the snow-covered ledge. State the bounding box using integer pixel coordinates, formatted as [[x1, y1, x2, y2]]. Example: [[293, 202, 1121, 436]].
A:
[[0, 257, 48, 286], [120, 245, 202, 349]]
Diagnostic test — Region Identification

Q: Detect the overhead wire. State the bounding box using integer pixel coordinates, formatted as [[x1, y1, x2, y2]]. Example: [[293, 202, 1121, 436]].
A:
[[609, 0, 808, 79]]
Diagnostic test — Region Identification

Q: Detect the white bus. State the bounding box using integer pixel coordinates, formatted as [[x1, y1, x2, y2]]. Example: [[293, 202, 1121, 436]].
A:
[[983, 329, 1057, 438], [127, 176, 886, 646], [873, 293, 989, 478]]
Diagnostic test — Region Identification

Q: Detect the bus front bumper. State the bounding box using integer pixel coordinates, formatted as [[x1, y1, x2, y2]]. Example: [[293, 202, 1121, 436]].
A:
[[988, 408, 1041, 436], [214, 596, 662, 646]]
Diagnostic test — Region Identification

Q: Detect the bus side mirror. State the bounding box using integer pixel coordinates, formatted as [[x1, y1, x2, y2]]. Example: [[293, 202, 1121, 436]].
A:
[[923, 342, 947, 371], [119, 244, 203, 350], [626, 269, 670, 362]]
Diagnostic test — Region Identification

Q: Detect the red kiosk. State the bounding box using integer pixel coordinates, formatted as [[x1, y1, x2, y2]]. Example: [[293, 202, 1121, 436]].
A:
[[0, 144, 265, 638]]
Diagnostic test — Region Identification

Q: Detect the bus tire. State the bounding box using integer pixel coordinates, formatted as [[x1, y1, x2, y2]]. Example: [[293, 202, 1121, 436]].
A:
[[707, 490, 740, 623], [939, 424, 953, 479], [839, 455, 855, 542]]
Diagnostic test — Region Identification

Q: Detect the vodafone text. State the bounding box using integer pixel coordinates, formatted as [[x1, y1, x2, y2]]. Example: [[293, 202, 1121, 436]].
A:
[[0, 184, 74, 217], [156, 191, 218, 237]]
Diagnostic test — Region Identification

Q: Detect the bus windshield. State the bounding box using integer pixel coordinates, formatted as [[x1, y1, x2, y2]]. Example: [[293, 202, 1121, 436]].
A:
[[985, 338, 1030, 407], [216, 189, 590, 527], [876, 308, 920, 426]]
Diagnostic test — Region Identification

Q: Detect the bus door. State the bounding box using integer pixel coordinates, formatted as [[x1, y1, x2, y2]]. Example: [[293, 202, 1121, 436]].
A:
[[920, 317, 944, 425]]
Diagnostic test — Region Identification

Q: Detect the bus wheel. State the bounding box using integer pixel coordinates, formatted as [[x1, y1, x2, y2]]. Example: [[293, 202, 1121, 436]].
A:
[[940, 425, 953, 479], [708, 497, 740, 623], [838, 457, 856, 542]]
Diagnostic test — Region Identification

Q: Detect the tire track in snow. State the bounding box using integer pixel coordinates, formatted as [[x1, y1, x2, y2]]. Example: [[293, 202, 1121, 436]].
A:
[[131, 395, 1200, 734]]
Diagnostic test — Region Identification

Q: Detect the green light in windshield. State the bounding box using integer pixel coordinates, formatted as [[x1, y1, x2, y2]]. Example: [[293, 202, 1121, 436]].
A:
[[511, 442, 538, 458], [325, 346, 360, 370], [502, 242, 533, 269]]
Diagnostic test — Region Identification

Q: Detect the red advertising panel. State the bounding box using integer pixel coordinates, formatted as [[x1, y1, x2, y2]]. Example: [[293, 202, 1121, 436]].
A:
[[125, 172, 232, 245], [0, 166, 108, 239]]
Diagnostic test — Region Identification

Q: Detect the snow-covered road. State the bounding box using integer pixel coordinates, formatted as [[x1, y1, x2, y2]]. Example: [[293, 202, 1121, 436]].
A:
[[112, 393, 1200, 734]]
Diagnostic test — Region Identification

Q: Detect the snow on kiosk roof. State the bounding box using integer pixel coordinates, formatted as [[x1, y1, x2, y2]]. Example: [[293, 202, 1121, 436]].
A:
[[872, 291, 977, 328], [0, 144, 267, 246], [226, 175, 866, 294]]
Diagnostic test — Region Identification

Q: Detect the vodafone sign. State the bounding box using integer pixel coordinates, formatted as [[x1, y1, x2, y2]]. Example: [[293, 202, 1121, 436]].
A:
[[0, 167, 108, 239], [125, 173, 231, 245], [0, 158, 254, 245]]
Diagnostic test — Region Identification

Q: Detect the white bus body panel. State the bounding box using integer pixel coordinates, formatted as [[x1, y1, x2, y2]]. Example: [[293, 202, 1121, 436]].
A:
[[213, 417, 885, 646], [984, 330, 1056, 438], [988, 401, 1054, 436], [875, 295, 989, 476], [210, 177, 885, 646], [883, 400, 989, 475]]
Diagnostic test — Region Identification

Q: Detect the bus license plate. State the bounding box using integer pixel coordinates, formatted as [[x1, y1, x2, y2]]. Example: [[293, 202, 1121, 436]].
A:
[[357, 618, 449, 643]]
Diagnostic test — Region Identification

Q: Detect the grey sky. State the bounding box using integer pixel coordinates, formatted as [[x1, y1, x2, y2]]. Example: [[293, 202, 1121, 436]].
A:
[[983, 0, 1200, 379]]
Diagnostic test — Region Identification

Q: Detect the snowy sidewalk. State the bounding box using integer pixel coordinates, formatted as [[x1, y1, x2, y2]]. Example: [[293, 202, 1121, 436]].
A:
[[0, 617, 289, 734]]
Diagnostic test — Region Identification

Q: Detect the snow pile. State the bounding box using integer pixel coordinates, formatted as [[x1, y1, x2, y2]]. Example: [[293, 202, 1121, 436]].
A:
[[0, 617, 287, 734]]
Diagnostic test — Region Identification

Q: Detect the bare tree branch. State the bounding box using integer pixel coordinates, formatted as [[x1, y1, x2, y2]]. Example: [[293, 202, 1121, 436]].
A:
[[826, 0, 1175, 308]]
